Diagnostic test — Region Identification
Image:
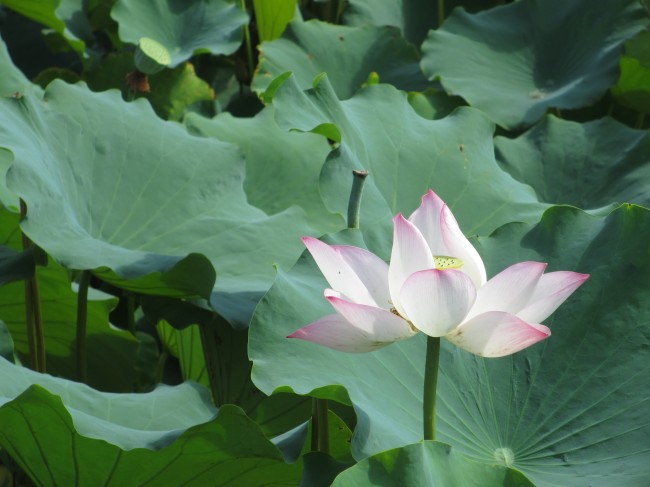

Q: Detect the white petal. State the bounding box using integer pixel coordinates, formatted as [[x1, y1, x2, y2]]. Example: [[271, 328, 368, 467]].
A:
[[446, 311, 550, 357], [399, 269, 477, 337], [326, 294, 417, 342], [331, 244, 391, 309], [466, 261, 547, 320], [517, 271, 589, 323], [287, 313, 405, 353], [302, 237, 377, 306], [409, 190, 486, 288], [388, 214, 435, 316]]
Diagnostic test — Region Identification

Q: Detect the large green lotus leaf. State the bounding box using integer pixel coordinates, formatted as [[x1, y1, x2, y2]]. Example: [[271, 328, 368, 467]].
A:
[[252, 20, 431, 99], [0, 80, 320, 327], [494, 115, 650, 211], [333, 441, 533, 487], [0, 356, 217, 450], [268, 74, 545, 245], [111, 0, 248, 67], [420, 0, 648, 129], [0, 385, 300, 486], [186, 107, 342, 229], [0, 207, 141, 392], [250, 204, 650, 485]]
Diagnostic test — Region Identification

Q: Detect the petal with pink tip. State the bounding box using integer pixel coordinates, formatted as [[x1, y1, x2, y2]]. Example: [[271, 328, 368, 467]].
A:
[[409, 190, 487, 288], [466, 261, 547, 320], [446, 311, 550, 357], [302, 237, 377, 306], [331, 244, 391, 309], [517, 271, 590, 323], [287, 314, 403, 353], [326, 295, 417, 342], [388, 214, 436, 316], [399, 269, 477, 337]]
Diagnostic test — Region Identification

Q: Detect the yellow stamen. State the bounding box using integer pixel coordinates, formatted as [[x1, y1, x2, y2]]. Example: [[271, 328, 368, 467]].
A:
[[434, 256, 464, 270]]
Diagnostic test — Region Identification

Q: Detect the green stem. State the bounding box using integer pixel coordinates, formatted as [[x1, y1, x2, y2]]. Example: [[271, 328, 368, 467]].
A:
[[240, 0, 255, 80], [23, 274, 36, 368], [311, 398, 330, 453], [423, 336, 441, 440], [317, 399, 330, 453], [437, 0, 444, 27], [310, 399, 319, 451], [76, 270, 91, 382], [156, 347, 169, 384], [347, 170, 368, 229], [20, 199, 45, 373], [199, 316, 222, 406], [30, 276, 45, 373]]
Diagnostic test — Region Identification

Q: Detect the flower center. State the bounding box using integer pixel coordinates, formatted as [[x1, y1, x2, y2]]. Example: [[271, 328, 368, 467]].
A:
[[433, 256, 464, 270]]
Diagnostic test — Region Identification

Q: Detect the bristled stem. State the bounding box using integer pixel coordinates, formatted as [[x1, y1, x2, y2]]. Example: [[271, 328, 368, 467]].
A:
[[423, 336, 441, 440], [20, 199, 45, 373]]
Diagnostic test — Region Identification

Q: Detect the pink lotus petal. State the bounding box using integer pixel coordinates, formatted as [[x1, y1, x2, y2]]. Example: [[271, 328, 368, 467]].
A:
[[330, 244, 391, 309], [302, 237, 377, 306], [326, 295, 417, 342], [399, 269, 477, 337], [466, 261, 547, 320], [388, 214, 436, 316], [287, 314, 402, 353], [409, 190, 487, 288], [446, 311, 550, 357], [517, 271, 590, 323]]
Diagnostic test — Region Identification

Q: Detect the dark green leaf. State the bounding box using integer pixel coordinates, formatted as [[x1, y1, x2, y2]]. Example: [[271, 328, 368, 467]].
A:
[[421, 0, 648, 128], [494, 115, 650, 210], [0, 384, 300, 486]]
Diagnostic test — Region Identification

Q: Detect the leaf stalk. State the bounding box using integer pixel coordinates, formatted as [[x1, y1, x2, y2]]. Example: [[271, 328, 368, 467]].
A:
[[423, 336, 441, 440], [76, 270, 91, 382]]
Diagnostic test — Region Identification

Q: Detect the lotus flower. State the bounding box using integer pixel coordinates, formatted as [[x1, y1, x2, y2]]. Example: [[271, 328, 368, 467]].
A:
[[288, 190, 589, 357]]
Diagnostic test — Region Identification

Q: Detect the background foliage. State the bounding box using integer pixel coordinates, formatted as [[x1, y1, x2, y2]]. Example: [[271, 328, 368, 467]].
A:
[[0, 0, 648, 486]]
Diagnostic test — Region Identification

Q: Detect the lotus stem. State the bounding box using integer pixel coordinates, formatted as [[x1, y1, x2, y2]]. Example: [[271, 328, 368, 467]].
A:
[[199, 315, 222, 405], [76, 270, 91, 382], [423, 336, 441, 440], [240, 0, 255, 81], [347, 170, 369, 229], [438, 0, 444, 27], [20, 199, 45, 373]]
